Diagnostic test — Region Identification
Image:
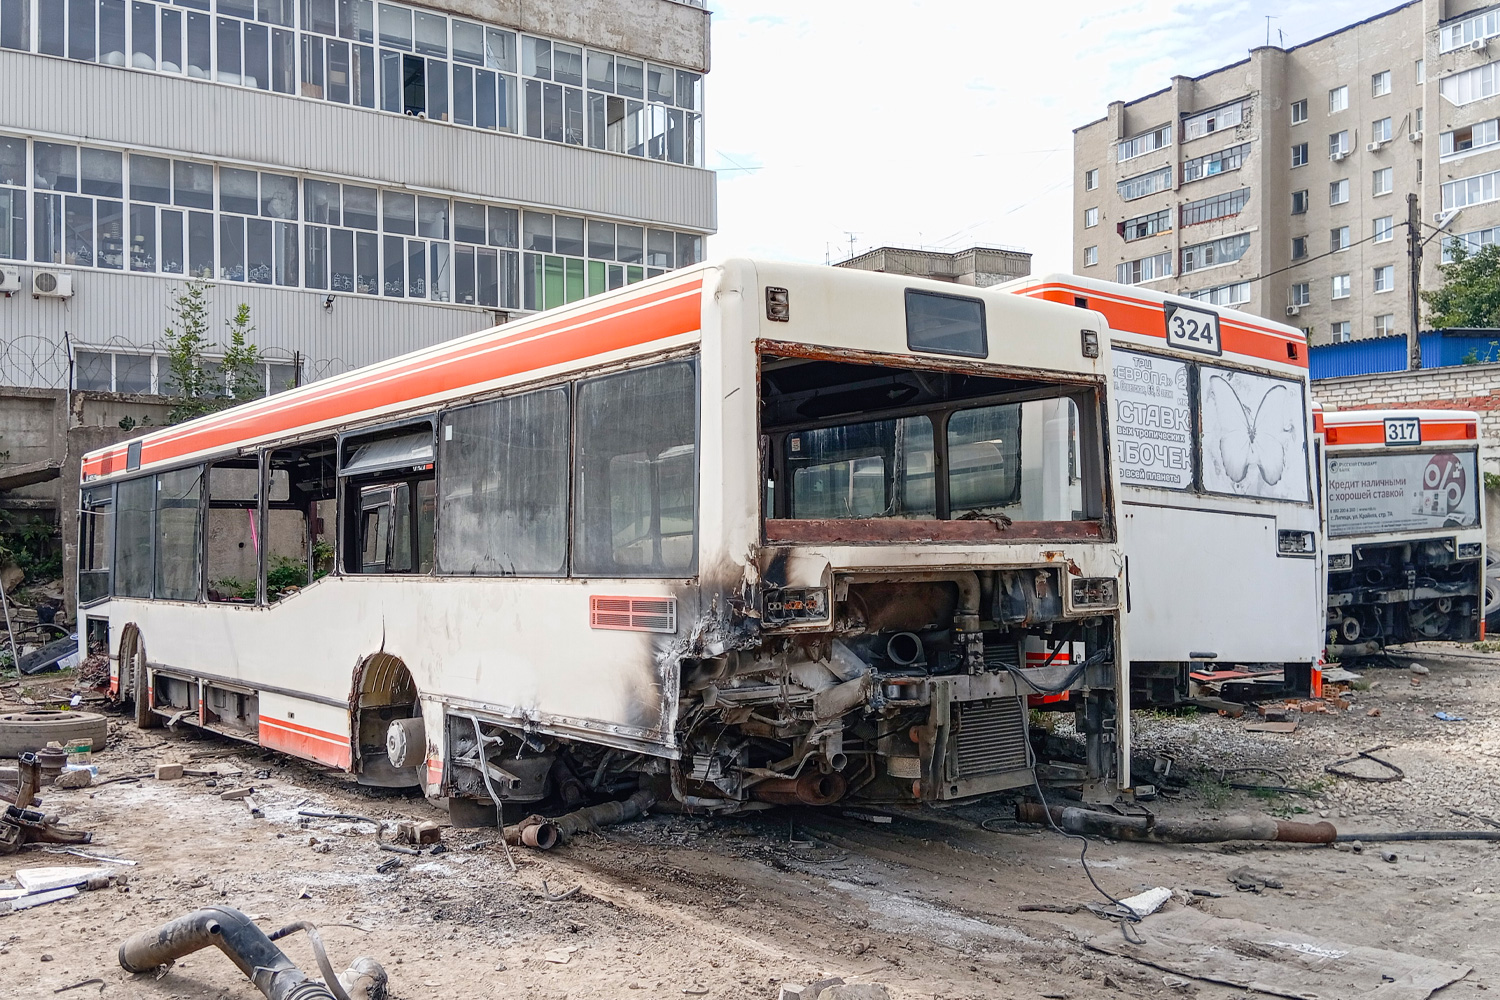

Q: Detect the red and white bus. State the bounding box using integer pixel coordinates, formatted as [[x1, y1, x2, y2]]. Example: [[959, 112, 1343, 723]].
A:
[[1004, 274, 1322, 704], [77, 260, 1131, 820], [1317, 407, 1485, 655]]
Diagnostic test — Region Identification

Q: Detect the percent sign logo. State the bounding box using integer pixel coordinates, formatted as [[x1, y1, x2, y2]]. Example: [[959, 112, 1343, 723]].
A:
[[1424, 453, 1468, 513]]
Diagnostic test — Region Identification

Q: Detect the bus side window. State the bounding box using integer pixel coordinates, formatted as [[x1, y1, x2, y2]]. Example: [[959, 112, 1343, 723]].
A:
[[339, 424, 435, 576], [266, 438, 338, 600]]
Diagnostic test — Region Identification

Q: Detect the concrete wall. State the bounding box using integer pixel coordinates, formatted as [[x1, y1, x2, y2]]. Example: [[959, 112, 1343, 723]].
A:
[[445, 0, 711, 71]]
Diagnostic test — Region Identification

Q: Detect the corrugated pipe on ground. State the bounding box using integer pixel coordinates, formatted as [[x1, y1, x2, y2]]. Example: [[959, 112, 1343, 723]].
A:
[[118, 906, 386, 1000], [1016, 803, 1337, 844], [503, 789, 657, 850]]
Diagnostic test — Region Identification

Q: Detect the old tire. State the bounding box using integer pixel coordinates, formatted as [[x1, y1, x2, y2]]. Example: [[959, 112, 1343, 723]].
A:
[[0, 710, 109, 757], [126, 631, 156, 731]]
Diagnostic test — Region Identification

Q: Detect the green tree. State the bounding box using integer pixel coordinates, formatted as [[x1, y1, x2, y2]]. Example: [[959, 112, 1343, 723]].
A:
[[161, 281, 263, 423], [1423, 242, 1500, 330]]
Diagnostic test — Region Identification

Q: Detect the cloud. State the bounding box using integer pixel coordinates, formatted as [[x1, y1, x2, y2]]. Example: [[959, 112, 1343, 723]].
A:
[[706, 0, 1385, 271]]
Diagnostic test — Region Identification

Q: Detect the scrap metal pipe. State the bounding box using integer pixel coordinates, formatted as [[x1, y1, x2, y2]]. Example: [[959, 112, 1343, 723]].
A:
[[119, 906, 339, 1000], [750, 770, 848, 807], [1017, 803, 1336, 844], [504, 789, 656, 850], [1336, 830, 1500, 842]]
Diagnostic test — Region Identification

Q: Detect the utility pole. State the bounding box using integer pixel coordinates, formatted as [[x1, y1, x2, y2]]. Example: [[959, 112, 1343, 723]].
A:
[[1407, 192, 1422, 370]]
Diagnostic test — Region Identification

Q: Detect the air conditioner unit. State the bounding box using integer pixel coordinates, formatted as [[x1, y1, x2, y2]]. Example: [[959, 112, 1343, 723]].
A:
[[32, 270, 72, 299], [1410, 130, 1424, 142], [1471, 37, 1487, 52], [0, 266, 18, 296], [1331, 150, 1348, 161], [1366, 140, 1387, 152], [1286, 305, 1301, 317]]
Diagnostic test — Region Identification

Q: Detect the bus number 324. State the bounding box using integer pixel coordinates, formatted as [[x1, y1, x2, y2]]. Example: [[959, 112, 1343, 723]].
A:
[[1164, 304, 1221, 356]]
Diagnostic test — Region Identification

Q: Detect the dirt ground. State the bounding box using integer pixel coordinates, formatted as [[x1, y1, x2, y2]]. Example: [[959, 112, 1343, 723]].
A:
[[4, 647, 1500, 999]]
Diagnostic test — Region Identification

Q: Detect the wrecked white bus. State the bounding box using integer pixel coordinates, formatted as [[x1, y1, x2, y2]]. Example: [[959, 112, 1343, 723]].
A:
[[1318, 407, 1485, 656], [1004, 274, 1322, 704], [76, 260, 1129, 821]]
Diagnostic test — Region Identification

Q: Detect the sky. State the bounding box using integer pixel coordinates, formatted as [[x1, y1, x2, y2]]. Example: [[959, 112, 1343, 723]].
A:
[[704, 0, 1398, 271]]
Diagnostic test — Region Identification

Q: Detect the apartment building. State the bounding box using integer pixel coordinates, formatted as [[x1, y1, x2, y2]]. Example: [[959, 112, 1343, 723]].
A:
[[1074, 0, 1500, 349], [836, 245, 1032, 287]]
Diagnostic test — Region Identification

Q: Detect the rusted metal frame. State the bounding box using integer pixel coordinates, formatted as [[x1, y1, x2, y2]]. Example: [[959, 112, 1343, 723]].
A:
[[764, 519, 1105, 544], [757, 339, 1104, 386]]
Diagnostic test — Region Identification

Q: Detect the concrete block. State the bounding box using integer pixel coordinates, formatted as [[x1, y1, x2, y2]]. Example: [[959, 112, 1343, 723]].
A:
[[155, 763, 184, 781], [818, 987, 890, 1000], [780, 978, 844, 1000], [397, 819, 442, 846], [219, 786, 254, 800]]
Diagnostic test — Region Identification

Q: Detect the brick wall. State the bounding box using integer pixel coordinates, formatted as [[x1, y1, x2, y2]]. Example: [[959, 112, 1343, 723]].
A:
[[1313, 363, 1500, 474]]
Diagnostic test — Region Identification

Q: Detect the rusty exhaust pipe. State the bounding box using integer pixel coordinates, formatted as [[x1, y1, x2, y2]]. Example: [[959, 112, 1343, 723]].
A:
[[504, 790, 656, 849], [120, 907, 345, 1000], [1016, 802, 1336, 844], [751, 770, 848, 806]]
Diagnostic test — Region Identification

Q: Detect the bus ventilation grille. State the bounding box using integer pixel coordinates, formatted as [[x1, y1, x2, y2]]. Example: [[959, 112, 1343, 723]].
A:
[[589, 596, 678, 634], [953, 697, 1031, 779]]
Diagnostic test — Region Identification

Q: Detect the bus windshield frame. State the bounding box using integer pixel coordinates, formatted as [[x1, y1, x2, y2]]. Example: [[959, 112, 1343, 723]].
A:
[[759, 344, 1111, 543]]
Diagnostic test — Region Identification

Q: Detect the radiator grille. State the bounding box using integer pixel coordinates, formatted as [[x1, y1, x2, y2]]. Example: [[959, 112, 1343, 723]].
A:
[[953, 697, 1031, 779], [590, 596, 678, 633]]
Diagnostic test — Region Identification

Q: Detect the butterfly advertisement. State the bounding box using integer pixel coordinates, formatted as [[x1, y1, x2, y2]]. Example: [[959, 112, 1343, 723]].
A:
[[1199, 367, 1310, 501], [1326, 449, 1479, 538]]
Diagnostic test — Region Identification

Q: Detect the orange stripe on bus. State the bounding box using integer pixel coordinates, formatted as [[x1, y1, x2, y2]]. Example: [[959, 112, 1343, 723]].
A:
[[1324, 421, 1477, 445], [258, 716, 351, 770], [82, 280, 704, 478], [1020, 283, 1308, 369]]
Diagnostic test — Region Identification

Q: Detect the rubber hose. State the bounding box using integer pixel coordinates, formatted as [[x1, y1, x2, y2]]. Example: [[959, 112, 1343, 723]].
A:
[[119, 906, 338, 1000]]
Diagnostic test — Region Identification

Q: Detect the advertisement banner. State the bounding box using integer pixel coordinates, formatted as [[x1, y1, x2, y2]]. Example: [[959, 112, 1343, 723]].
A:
[[1326, 450, 1480, 538], [1199, 365, 1311, 502], [1112, 349, 1193, 489]]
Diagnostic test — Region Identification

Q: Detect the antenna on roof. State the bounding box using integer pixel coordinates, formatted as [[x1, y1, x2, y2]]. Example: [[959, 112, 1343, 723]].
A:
[[1265, 14, 1278, 47], [844, 232, 859, 261]]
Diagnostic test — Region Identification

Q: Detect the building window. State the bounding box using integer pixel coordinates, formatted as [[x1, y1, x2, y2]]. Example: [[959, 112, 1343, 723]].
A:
[[9, 0, 706, 167], [1084, 168, 1098, 191], [75, 350, 296, 396], [1291, 236, 1307, 260], [1330, 179, 1350, 205], [1117, 125, 1171, 162], [1291, 282, 1311, 306], [1180, 233, 1250, 274], [1372, 166, 1393, 196], [1332, 273, 1351, 299], [1373, 265, 1394, 292], [1292, 189, 1309, 214], [1442, 118, 1500, 157], [1182, 100, 1247, 141], [1372, 71, 1391, 97], [1374, 216, 1394, 242], [1116, 167, 1172, 201], [1117, 251, 1171, 285], [1440, 60, 1500, 106], [1084, 206, 1099, 228], [1417, 58, 1425, 84], [1083, 245, 1097, 267], [1329, 130, 1349, 157], [1330, 226, 1350, 252], [1416, 107, 1424, 134], [1443, 168, 1500, 210], [1292, 142, 1308, 167], [1121, 208, 1170, 241], [1332, 321, 1352, 342], [1182, 142, 1251, 182], [1372, 117, 1392, 143], [1329, 85, 1348, 113], [1375, 313, 1395, 336], [1443, 225, 1500, 262], [1180, 187, 1250, 226], [1188, 281, 1250, 306], [1291, 99, 1308, 125], [6, 130, 701, 310], [1441, 9, 1500, 52]]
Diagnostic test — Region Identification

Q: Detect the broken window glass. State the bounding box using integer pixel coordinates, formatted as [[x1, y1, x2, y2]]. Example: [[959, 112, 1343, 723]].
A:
[[438, 387, 569, 576], [787, 417, 935, 520], [573, 360, 697, 576], [155, 466, 203, 601], [114, 476, 153, 598]]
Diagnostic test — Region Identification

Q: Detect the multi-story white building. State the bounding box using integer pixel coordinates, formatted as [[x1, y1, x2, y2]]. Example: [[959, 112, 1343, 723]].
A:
[[1073, 0, 1500, 349], [0, 0, 714, 393]]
